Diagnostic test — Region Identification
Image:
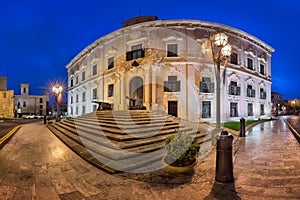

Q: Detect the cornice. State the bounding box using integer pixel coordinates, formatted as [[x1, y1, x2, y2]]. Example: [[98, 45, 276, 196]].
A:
[[66, 19, 275, 70]]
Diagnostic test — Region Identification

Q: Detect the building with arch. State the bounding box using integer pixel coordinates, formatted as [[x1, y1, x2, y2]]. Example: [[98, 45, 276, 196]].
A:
[[66, 16, 274, 122]]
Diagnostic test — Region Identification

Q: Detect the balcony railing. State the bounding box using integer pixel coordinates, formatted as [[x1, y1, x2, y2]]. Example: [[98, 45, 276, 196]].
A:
[[200, 82, 214, 93], [126, 48, 145, 61], [228, 85, 241, 96], [247, 89, 256, 97]]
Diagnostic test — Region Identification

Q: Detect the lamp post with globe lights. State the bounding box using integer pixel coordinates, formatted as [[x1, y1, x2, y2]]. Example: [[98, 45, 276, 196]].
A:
[[210, 32, 235, 183], [52, 83, 63, 122], [212, 32, 232, 130]]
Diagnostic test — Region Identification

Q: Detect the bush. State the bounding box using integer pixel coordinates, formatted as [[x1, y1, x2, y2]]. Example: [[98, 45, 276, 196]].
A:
[[165, 131, 200, 167], [46, 116, 53, 121]]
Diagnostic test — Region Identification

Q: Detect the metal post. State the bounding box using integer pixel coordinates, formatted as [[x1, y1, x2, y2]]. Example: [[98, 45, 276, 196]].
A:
[[216, 60, 221, 129], [240, 118, 246, 137], [215, 130, 234, 183]]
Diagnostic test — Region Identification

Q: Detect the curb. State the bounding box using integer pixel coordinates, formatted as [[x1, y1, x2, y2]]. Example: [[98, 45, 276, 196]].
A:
[[0, 126, 22, 149], [282, 118, 300, 143]]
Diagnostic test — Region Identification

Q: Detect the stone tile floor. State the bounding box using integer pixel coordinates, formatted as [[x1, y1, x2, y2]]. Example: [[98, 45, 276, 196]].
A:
[[0, 119, 299, 199]]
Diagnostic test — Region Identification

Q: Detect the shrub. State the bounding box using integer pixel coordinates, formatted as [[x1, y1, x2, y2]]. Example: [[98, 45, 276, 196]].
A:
[[165, 131, 200, 167]]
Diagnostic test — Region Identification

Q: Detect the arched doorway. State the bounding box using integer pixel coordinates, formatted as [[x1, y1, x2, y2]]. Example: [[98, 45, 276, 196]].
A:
[[129, 77, 144, 108]]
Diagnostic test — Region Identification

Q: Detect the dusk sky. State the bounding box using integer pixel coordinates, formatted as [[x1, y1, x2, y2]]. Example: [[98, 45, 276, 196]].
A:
[[0, 0, 299, 101]]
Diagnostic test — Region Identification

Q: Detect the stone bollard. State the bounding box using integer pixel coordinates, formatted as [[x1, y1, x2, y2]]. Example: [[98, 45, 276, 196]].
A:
[[240, 118, 246, 137], [215, 130, 234, 183]]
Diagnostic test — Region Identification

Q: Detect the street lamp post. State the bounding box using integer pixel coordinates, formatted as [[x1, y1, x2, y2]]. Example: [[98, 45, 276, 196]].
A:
[[52, 83, 63, 122], [211, 32, 232, 130]]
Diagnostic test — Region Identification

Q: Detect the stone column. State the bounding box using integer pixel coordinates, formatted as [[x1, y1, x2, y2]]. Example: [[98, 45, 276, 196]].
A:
[[151, 66, 158, 110], [144, 65, 151, 110], [118, 67, 127, 111]]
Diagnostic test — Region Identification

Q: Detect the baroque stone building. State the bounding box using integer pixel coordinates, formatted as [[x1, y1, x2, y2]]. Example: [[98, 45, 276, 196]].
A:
[[14, 84, 49, 116], [66, 16, 274, 122], [0, 76, 14, 118]]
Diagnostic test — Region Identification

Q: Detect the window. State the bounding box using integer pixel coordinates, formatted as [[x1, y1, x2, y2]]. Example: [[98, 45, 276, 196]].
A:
[[40, 98, 43, 103], [260, 104, 265, 115], [93, 104, 97, 112], [247, 85, 255, 97], [76, 94, 79, 103], [202, 101, 211, 118], [82, 106, 86, 115], [23, 101, 26, 107], [71, 96, 73, 104], [82, 71, 85, 81], [108, 84, 114, 97], [200, 77, 214, 93], [75, 107, 78, 115], [82, 92, 86, 101], [167, 44, 178, 57], [75, 76, 79, 84], [228, 81, 240, 95], [247, 58, 253, 70], [260, 88, 267, 99], [230, 52, 238, 65], [70, 107, 73, 115], [92, 65, 97, 76], [108, 57, 114, 69], [3, 93, 6, 98], [92, 88, 97, 99], [248, 103, 253, 116], [126, 44, 145, 61], [164, 76, 180, 92], [230, 102, 238, 117], [70, 79, 73, 87], [260, 64, 265, 75], [40, 105, 43, 109]]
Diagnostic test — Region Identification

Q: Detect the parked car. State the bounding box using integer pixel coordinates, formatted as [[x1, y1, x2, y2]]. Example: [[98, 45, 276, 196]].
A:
[[23, 114, 35, 119]]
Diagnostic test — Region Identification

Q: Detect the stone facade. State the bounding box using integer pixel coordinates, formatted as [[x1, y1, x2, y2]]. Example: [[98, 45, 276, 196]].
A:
[[66, 17, 274, 122], [14, 84, 49, 116], [0, 90, 14, 119]]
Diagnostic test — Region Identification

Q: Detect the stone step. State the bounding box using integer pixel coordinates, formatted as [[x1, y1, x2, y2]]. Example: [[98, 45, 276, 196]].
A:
[[70, 117, 176, 129], [47, 110, 210, 173], [64, 119, 182, 136]]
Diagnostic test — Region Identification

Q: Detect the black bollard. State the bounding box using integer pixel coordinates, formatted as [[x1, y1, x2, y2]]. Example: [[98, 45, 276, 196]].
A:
[[44, 115, 46, 124], [240, 118, 246, 137], [215, 130, 234, 183]]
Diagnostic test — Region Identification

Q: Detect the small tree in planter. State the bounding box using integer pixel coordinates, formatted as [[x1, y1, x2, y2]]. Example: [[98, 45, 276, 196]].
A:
[[164, 131, 200, 171]]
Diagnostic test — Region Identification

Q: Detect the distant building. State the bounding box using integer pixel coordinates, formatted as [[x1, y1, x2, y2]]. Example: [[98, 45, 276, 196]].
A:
[[66, 16, 274, 122], [14, 84, 49, 116], [0, 76, 14, 118], [271, 92, 283, 115]]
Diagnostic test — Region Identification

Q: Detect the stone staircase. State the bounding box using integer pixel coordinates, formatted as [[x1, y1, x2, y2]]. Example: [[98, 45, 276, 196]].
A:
[[47, 110, 211, 173]]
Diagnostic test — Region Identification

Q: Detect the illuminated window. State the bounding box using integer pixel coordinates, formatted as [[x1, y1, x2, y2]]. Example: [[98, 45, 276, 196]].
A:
[[230, 52, 238, 65], [247, 58, 253, 70], [167, 44, 178, 57], [108, 57, 114, 69], [230, 102, 238, 117], [200, 77, 214, 93], [164, 76, 180, 92], [108, 84, 114, 97], [92, 65, 97, 76], [202, 101, 211, 118]]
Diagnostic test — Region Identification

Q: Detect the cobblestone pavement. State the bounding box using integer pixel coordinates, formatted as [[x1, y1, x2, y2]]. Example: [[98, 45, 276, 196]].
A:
[[0, 119, 299, 199]]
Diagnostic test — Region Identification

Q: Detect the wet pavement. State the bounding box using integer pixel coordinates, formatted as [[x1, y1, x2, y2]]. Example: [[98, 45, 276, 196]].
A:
[[0, 118, 299, 199]]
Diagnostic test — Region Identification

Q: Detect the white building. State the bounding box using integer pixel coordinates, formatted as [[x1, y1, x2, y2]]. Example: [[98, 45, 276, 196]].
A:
[[14, 84, 49, 116], [66, 16, 274, 122]]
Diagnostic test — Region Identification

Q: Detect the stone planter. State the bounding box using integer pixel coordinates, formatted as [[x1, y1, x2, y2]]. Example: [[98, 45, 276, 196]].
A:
[[163, 157, 198, 173]]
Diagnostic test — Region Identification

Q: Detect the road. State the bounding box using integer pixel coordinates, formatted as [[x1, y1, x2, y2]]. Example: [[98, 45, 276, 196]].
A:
[[0, 119, 43, 139], [282, 115, 300, 131]]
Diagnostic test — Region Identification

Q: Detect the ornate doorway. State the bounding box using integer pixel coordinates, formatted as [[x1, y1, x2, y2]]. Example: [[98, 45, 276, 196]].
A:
[[129, 77, 144, 108]]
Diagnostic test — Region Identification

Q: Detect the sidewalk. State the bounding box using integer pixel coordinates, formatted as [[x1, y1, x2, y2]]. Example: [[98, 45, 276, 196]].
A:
[[0, 119, 299, 199]]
